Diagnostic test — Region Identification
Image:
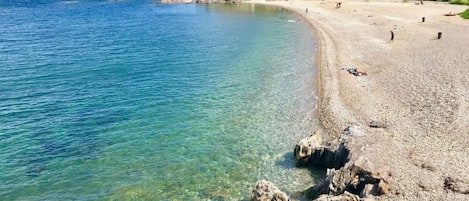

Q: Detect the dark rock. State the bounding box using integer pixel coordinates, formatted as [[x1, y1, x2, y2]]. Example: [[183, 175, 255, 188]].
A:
[[251, 180, 290, 201], [304, 156, 392, 199]]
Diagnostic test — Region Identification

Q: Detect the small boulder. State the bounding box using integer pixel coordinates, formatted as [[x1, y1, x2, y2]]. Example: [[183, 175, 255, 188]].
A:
[[251, 180, 290, 201], [294, 131, 350, 168]]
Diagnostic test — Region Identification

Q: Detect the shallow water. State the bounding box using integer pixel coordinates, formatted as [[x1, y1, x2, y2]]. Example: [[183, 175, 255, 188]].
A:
[[0, 1, 320, 200]]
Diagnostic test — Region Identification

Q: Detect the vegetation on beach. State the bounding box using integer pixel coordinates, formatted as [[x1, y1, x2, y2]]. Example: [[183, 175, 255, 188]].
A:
[[449, 0, 469, 5], [459, 9, 469, 19], [432, 0, 469, 5]]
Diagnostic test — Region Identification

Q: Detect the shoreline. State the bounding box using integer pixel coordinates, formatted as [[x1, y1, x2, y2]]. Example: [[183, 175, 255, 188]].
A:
[[248, 0, 469, 200]]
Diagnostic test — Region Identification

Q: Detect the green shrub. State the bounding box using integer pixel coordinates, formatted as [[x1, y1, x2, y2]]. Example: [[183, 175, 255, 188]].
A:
[[459, 9, 469, 19], [449, 0, 469, 4]]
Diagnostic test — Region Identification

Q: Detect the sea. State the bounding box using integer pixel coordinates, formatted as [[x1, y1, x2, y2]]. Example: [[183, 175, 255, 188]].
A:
[[0, 0, 321, 200]]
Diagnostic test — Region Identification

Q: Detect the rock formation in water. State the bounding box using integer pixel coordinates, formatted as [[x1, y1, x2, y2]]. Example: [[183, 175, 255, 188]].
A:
[[294, 131, 350, 168], [251, 180, 290, 201], [294, 126, 393, 200]]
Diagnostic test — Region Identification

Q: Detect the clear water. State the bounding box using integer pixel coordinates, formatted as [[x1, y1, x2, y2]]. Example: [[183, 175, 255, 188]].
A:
[[0, 1, 320, 200]]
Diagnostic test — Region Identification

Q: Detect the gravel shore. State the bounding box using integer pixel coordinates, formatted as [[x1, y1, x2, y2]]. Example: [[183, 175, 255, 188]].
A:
[[255, 0, 469, 199]]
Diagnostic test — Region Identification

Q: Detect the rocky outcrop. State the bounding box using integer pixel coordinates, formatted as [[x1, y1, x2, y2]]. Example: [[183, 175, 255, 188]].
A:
[[297, 127, 393, 200], [304, 157, 392, 200], [251, 180, 290, 201], [294, 131, 350, 169], [251, 125, 393, 200]]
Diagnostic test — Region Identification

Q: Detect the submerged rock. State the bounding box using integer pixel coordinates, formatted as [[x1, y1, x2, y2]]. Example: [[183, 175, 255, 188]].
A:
[[251, 180, 290, 201]]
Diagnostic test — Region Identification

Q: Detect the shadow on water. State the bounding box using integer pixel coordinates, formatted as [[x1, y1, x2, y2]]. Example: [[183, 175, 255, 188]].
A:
[[276, 151, 326, 178], [21, 108, 128, 177], [275, 151, 327, 201], [275, 151, 297, 170], [23, 133, 102, 177]]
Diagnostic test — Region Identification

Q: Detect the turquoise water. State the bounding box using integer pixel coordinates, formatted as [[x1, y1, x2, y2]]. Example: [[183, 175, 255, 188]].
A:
[[0, 1, 320, 200]]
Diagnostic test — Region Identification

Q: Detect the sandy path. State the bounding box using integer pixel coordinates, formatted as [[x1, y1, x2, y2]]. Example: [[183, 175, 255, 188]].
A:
[[251, 0, 469, 200]]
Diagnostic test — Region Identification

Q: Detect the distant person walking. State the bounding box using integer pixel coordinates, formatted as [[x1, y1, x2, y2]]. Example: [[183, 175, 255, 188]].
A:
[[336, 2, 341, 8], [306, 8, 308, 13], [437, 32, 443, 39], [390, 30, 394, 42]]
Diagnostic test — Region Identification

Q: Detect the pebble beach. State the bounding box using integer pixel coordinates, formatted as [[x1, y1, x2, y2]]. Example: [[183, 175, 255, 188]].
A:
[[253, 0, 469, 200]]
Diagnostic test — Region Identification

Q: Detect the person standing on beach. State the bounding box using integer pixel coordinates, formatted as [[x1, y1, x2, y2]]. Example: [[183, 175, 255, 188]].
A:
[[390, 30, 394, 42]]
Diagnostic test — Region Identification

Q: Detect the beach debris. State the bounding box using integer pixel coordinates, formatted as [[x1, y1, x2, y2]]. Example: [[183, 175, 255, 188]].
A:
[[415, 0, 424, 5], [418, 181, 430, 191], [437, 32, 443, 39], [420, 162, 436, 172], [444, 177, 469, 194], [344, 124, 364, 136], [251, 180, 290, 201], [341, 68, 368, 76], [368, 120, 387, 129]]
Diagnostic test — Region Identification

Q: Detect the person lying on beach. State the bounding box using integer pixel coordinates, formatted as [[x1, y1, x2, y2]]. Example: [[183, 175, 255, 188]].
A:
[[341, 68, 368, 76], [444, 11, 456, 16]]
